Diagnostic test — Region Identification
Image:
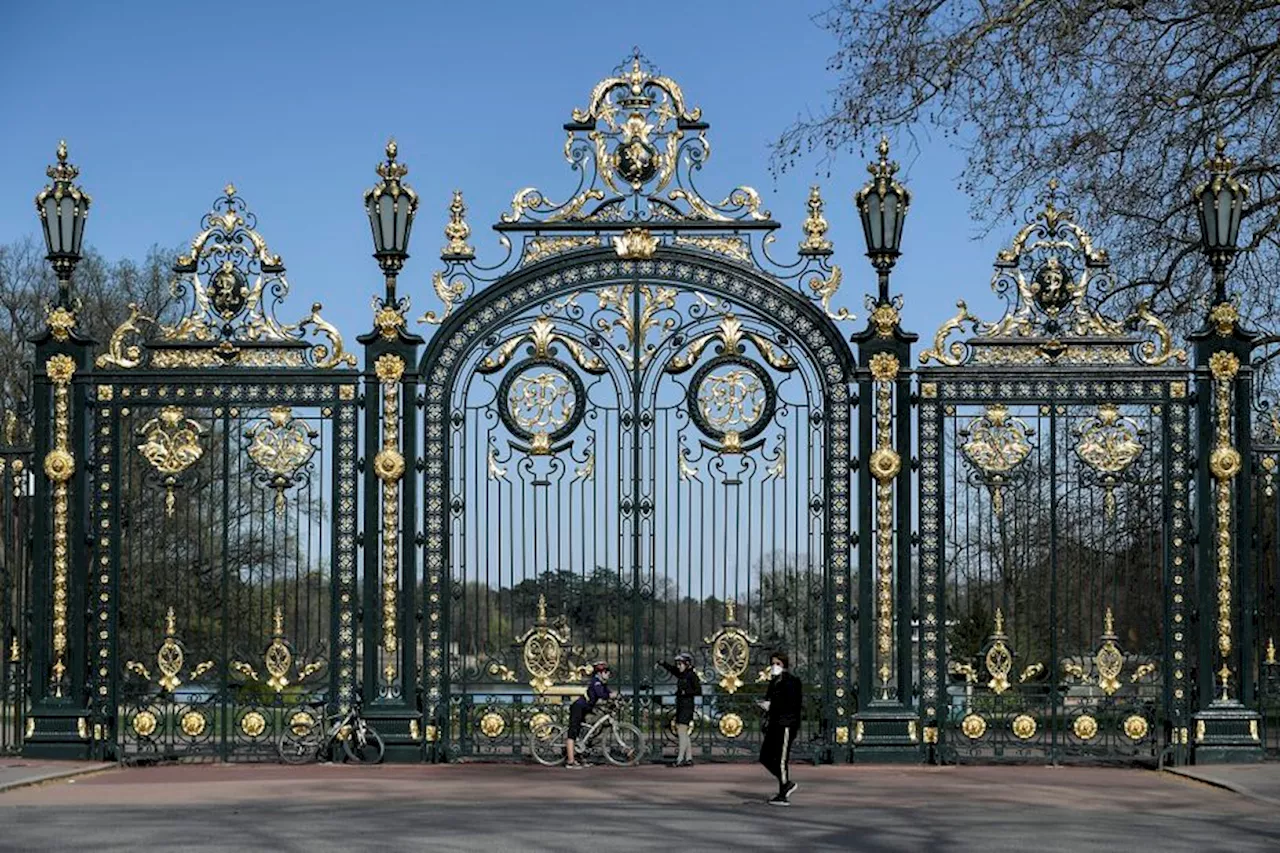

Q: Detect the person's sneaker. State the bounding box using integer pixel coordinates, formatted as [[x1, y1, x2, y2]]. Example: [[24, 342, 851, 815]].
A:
[[565, 761, 584, 770], [783, 781, 798, 799], [768, 794, 790, 806]]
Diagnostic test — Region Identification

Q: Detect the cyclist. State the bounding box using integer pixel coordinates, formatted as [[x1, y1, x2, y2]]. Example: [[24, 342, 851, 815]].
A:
[[565, 660, 614, 768]]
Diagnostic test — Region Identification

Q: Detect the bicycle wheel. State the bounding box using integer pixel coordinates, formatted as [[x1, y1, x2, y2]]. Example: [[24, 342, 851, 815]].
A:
[[530, 723, 566, 766], [603, 721, 645, 766], [277, 710, 323, 765], [342, 722, 385, 764]]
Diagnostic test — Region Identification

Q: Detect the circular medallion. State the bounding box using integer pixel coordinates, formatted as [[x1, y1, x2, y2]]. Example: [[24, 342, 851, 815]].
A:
[[688, 355, 776, 445], [497, 358, 585, 448], [1072, 714, 1098, 741], [529, 712, 554, 740], [373, 447, 406, 482], [480, 711, 506, 739], [1123, 714, 1149, 741], [868, 446, 902, 482], [1031, 258, 1073, 315], [960, 713, 987, 740], [43, 448, 75, 483], [180, 711, 207, 738], [240, 711, 267, 738], [718, 713, 744, 739], [131, 710, 158, 738], [288, 710, 316, 737], [1210, 445, 1242, 480], [1011, 714, 1037, 740]]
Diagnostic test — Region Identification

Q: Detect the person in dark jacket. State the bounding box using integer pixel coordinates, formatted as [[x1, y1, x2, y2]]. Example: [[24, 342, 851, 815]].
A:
[[758, 651, 802, 805], [565, 661, 614, 768], [659, 652, 701, 767]]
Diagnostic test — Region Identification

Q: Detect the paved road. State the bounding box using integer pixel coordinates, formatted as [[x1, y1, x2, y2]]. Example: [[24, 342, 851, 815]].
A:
[[2, 762, 1278, 852]]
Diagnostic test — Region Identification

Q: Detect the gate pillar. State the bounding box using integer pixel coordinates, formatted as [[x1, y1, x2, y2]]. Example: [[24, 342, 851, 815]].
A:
[[358, 146, 429, 762], [850, 141, 921, 760], [1191, 297, 1263, 762]]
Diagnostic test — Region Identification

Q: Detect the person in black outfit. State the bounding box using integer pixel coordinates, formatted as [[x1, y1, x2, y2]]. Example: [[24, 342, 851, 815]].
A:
[[565, 661, 614, 768], [658, 652, 700, 767], [758, 651, 802, 805]]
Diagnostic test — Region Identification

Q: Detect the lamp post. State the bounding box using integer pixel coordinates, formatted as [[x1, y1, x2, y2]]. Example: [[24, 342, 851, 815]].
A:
[[856, 137, 910, 305], [1195, 137, 1249, 305], [35, 141, 90, 308], [364, 139, 419, 303]]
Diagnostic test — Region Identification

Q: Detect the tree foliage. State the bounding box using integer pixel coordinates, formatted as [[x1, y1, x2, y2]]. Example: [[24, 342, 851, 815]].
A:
[[775, 1, 1280, 331]]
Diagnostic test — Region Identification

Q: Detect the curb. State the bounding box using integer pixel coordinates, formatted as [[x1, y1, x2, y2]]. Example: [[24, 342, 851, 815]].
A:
[[1163, 767, 1280, 808], [0, 764, 117, 795]]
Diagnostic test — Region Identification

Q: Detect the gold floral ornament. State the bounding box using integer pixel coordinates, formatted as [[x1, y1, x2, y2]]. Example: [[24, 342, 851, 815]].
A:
[[704, 600, 756, 694], [1123, 715, 1149, 741], [479, 711, 505, 739], [131, 710, 158, 739], [246, 407, 318, 514], [125, 607, 214, 693], [613, 227, 658, 259], [240, 711, 267, 738], [1073, 714, 1099, 741], [798, 185, 833, 254], [44, 304, 77, 341], [983, 609, 1013, 695], [373, 301, 407, 341], [515, 594, 571, 694], [1011, 714, 1037, 740], [960, 713, 987, 740], [718, 713, 744, 739], [1074, 403, 1144, 519], [137, 406, 204, 517], [441, 190, 475, 259], [960, 404, 1034, 515]]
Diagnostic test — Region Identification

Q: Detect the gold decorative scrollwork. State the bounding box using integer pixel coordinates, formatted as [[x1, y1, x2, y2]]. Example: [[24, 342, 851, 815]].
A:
[[420, 272, 467, 326], [1074, 404, 1144, 519], [1209, 350, 1240, 699], [666, 314, 796, 374], [246, 407, 318, 514], [515, 595, 570, 694], [481, 316, 607, 375], [869, 353, 899, 696], [597, 284, 675, 370], [919, 301, 983, 366], [96, 303, 151, 369], [704, 600, 756, 694], [522, 236, 601, 266], [137, 406, 204, 517], [1127, 300, 1187, 366], [673, 235, 751, 262], [375, 353, 405, 683], [230, 607, 323, 694], [808, 266, 853, 322], [960, 405, 1034, 515]]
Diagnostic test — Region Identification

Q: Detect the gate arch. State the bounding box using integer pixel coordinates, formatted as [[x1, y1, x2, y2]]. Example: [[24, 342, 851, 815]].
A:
[[415, 59, 859, 762]]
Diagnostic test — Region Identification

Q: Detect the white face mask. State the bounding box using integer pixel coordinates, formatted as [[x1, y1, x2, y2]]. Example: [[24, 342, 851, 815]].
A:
[[771, 663, 783, 677]]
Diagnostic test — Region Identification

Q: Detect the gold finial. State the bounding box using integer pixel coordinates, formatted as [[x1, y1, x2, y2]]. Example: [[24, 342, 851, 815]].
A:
[[1104, 606, 1115, 637], [165, 606, 176, 637], [992, 608, 1004, 636], [224, 183, 236, 197], [536, 594, 547, 623], [273, 605, 285, 638], [725, 599, 737, 624], [1267, 637, 1276, 666], [386, 137, 398, 160], [442, 190, 475, 259], [42, 140, 83, 188], [799, 185, 832, 254], [57, 140, 68, 162]]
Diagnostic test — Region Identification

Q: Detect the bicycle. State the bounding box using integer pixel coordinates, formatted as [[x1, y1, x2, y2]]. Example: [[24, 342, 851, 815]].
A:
[[277, 694, 385, 765], [530, 698, 645, 767]]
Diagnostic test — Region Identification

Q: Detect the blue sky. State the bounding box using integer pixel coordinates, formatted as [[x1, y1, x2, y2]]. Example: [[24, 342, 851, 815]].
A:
[[0, 1, 1015, 343]]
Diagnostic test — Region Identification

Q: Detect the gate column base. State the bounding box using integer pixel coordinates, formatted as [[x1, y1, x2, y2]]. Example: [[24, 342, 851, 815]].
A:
[[851, 706, 922, 763], [1192, 702, 1263, 764], [21, 710, 93, 761], [365, 707, 425, 763]]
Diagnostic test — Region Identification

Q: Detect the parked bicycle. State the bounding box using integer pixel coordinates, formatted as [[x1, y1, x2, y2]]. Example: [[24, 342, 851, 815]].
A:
[[277, 692, 385, 765], [531, 698, 645, 766]]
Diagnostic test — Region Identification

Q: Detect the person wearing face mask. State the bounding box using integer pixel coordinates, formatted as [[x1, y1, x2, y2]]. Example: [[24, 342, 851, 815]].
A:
[[658, 652, 700, 767], [565, 661, 614, 768], [757, 651, 802, 805]]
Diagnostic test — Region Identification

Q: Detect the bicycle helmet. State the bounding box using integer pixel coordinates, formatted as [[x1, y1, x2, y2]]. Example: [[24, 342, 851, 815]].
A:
[[592, 660, 611, 673], [674, 652, 694, 665]]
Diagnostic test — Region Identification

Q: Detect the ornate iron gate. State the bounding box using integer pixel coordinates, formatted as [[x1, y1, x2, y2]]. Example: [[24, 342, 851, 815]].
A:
[[916, 190, 1194, 763], [1, 406, 32, 754], [415, 61, 857, 762]]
